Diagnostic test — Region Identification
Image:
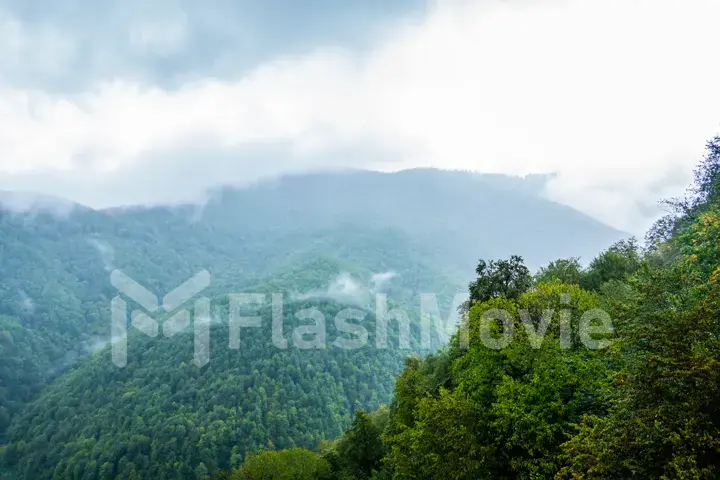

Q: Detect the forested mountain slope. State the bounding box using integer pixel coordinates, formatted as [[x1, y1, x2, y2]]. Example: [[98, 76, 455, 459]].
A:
[[3, 295, 415, 478], [0, 169, 626, 478]]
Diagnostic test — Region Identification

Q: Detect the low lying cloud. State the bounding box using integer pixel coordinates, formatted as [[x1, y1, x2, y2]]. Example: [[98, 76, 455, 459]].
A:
[[1, 0, 719, 234], [0, 190, 79, 216], [86, 237, 115, 272], [371, 271, 397, 290], [17, 289, 34, 314], [293, 271, 401, 308], [85, 336, 113, 354], [293, 272, 371, 307]]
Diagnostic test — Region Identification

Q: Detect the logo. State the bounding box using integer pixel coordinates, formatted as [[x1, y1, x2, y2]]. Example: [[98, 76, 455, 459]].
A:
[[110, 269, 211, 367], [106, 269, 614, 370]]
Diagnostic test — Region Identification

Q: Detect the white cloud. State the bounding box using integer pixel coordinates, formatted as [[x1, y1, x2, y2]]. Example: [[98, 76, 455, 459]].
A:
[[1, 0, 720, 233], [86, 237, 115, 271], [293, 272, 372, 307], [17, 289, 34, 313], [371, 271, 397, 290]]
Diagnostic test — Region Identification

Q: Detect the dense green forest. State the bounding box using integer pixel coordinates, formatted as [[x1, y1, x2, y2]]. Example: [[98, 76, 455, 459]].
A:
[[0, 169, 621, 449], [0, 218, 453, 475], [209, 137, 720, 479], [0, 205, 462, 442], [5, 166, 689, 479], [2, 297, 417, 478]]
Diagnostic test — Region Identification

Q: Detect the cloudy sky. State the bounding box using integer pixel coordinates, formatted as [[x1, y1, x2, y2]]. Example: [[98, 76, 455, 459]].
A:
[[1, 0, 719, 234]]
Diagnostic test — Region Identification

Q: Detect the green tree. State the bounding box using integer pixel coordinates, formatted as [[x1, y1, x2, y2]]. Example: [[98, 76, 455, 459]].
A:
[[334, 411, 385, 479], [580, 239, 640, 291], [233, 448, 331, 480], [560, 215, 720, 479], [535, 257, 583, 285], [384, 282, 611, 479], [467, 255, 532, 307]]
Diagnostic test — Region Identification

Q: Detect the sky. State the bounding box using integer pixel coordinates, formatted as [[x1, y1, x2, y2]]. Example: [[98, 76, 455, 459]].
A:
[[1, 0, 720, 234]]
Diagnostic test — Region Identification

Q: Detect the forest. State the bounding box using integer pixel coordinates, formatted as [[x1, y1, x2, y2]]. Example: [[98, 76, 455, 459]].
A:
[[211, 137, 720, 479], [1, 139, 719, 478]]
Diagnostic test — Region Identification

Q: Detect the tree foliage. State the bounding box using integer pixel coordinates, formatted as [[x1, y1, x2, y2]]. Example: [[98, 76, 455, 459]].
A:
[[534, 257, 583, 285], [468, 255, 532, 305], [231, 448, 331, 480]]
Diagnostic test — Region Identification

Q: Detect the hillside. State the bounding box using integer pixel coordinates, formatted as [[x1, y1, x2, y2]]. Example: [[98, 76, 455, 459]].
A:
[[0, 169, 626, 478], [2, 296, 415, 478]]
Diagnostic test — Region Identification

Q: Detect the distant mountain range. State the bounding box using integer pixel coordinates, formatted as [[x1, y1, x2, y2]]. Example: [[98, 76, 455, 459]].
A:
[[196, 168, 625, 269]]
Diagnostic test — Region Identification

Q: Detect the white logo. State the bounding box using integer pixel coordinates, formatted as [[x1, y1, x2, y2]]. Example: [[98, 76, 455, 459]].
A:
[[110, 270, 211, 367]]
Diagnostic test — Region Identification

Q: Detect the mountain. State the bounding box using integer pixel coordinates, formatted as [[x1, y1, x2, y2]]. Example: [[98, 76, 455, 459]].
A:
[[0, 169, 626, 478], [0, 191, 85, 216], [198, 169, 624, 271]]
